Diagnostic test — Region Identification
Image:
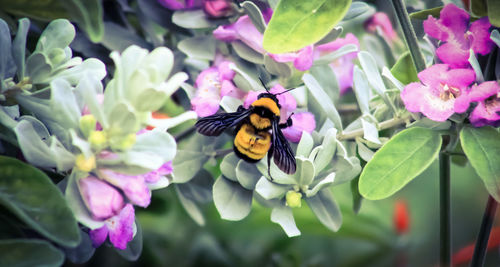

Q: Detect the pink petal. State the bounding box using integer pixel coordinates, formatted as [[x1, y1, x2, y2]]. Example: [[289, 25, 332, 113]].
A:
[[293, 45, 314, 71], [315, 33, 360, 55], [99, 170, 151, 208], [446, 68, 476, 89], [470, 100, 500, 127], [202, 0, 233, 18], [282, 112, 316, 143], [157, 0, 185, 10], [364, 12, 398, 41], [438, 3, 470, 37], [89, 226, 109, 248], [423, 16, 451, 43], [220, 80, 245, 99], [217, 61, 235, 80], [143, 161, 173, 183], [213, 24, 238, 42], [468, 81, 500, 102], [268, 52, 298, 63], [435, 42, 470, 68], [469, 17, 494, 55], [330, 58, 354, 94], [79, 176, 124, 220], [233, 16, 265, 53], [417, 64, 449, 87], [420, 90, 456, 121], [401, 82, 428, 113], [191, 94, 220, 117], [243, 90, 260, 108], [107, 204, 135, 250], [271, 84, 297, 114]]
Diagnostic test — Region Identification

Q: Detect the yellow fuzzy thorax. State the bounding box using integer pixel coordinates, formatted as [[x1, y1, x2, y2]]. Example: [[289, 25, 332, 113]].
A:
[[251, 97, 280, 117]]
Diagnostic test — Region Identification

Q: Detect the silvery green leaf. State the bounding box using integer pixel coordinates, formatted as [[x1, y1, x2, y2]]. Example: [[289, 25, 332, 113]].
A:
[[0, 19, 15, 83], [313, 44, 358, 66], [35, 19, 75, 55], [358, 51, 396, 114], [65, 172, 105, 230], [220, 96, 243, 113], [309, 65, 340, 102], [331, 156, 361, 186], [50, 79, 81, 129], [316, 26, 343, 45], [490, 30, 500, 47], [263, 54, 292, 77], [141, 47, 175, 83], [270, 206, 301, 237], [342, 1, 375, 21], [0, 106, 18, 129], [147, 176, 170, 190], [52, 58, 106, 85], [12, 18, 30, 79], [75, 74, 108, 128], [305, 189, 342, 232], [233, 41, 264, 64], [294, 156, 315, 186], [242, 1, 267, 33], [469, 49, 484, 83], [175, 185, 205, 226], [303, 73, 342, 130], [236, 160, 261, 190], [220, 153, 240, 182], [361, 118, 380, 144], [69, 130, 92, 158], [256, 156, 297, 184], [178, 35, 215, 60], [172, 150, 209, 183], [176, 169, 213, 203], [26, 53, 52, 84], [147, 111, 197, 131], [289, 85, 307, 106], [172, 10, 224, 29], [14, 119, 74, 171], [381, 67, 404, 91], [305, 172, 335, 197], [213, 176, 253, 221], [318, 119, 335, 136], [131, 130, 176, 162], [313, 128, 337, 173], [296, 131, 314, 157], [356, 139, 374, 162], [230, 64, 264, 91], [410, 117, 452, 130], [255, 177, 289, 200], [181, 82, 196, 99], [107, 102, 139, 133], [352, 66, 370, 115], [122, 151, 164, 171], [63, 228, 95, 264]]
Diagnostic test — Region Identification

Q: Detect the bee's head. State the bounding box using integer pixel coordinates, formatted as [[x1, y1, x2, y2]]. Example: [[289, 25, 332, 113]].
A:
[[257, 92, 281, 108]]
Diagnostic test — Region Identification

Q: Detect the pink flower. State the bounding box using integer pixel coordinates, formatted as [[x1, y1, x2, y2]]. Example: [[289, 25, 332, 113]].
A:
[[315, 33, 360, 94], [456, 81, 500, 127], [364, 12, 398, 42], [191, 61, 245, 117], [99, 169, 152, 208], [282, 112, 316, 142], [158, 0, 202, 10], [401, 64, 475, 121], [423, 3, 494, 68], [79, 176, 125, 220], [243, 84, 297, 123], [269, 45, 314, 71], [202, 0, 234, 18], [89, 204, 135, 250], [143, 161, 173, 183]]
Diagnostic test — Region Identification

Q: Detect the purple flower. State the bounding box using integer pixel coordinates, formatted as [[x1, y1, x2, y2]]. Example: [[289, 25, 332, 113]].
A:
[[99, 169, 152, 208], [401, 64, 475, 121], [89, 204, 135, 250], [455, 81, 500, 127], [202, 0, 234, 18], [269, 45, 314, 71], [191, 61, 245, 117], [314, 33, 360, 94], [143, 161, 173, 183], [243, 84, 297, 123], [79, 176, 125, 220], [282, 112, 316, 143], [364, 12, 398, 42], [423, 3, 494, 68], [158, 0, 202, 10]]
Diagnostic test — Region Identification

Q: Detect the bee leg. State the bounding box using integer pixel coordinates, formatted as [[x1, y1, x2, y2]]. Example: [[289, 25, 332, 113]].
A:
[[236, 105, 246, 112], [278, 113, 294, 129], [267, 149, 274, 181]]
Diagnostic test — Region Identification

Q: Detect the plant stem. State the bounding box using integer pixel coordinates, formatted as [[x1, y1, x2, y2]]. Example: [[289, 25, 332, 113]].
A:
[[390, 0, 426, 72], [213, 148, 233, 158], [439, 152, 451, 267], [174, 126, 196, 142], [337, 114, 411, 141], [470, 195, 498, 267]]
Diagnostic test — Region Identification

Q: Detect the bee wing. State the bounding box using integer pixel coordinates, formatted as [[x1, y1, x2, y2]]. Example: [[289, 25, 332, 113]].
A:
[[271, 119, 296, 174], [195, 109, 252, 136]]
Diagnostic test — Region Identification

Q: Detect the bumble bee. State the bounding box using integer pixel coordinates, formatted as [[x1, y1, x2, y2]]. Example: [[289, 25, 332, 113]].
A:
[[195, 90, 296, 176]]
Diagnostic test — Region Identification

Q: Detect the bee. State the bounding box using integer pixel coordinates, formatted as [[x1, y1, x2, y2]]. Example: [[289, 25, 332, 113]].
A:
[[195, 87, 296, 177]]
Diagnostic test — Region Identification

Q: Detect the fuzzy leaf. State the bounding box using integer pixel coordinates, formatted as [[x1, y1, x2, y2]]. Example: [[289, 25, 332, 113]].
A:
[[390, 51, 418, 85], [306, 189, 342, 232], [0, 239, 64, 267], [213, 176, 253, 221], [271, 206, 301, 237]]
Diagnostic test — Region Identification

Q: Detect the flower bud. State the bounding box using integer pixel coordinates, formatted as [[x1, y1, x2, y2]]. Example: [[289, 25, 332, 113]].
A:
[[80, 115, 97, 138], [109, 133, 136, 151], [286, 191, 302, 208], [202, 0, 234, 18], [79, 176, 125, 220], [75, 154, 96, 172], [89, 131, 108, 151], [394, 200, 410, 234]]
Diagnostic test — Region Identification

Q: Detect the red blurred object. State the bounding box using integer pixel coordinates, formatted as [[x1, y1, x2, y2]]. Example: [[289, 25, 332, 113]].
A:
[[394, 200, 410, 234], [461, 0, 470, 11], [146, 112, 170, 130], [202, 0, 234, 18], [452, 226, 500, 266]]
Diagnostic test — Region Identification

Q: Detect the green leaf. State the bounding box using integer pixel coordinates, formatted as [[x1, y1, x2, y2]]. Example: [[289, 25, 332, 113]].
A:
[[220, 153, 240, 182], [460, 126, 500, 202], [108, 102, 139, 134], [255, 177, 289, 200], [131, 130, 176, 162], [0, 239, 64, 267], [242, 1, 267, 33], [213, 176, 253, 221], [233, 41, 264, 64], [175, 185, 206, 226], [172, 10, 223, 29], [471, 0, 487, 17], [60, 0, 104, 42], [303, 73, 342, 130], [263, 0, 352, 53], [0, 156, 80, 246], [0, 19, 14, 83], [296, 131, 314, 157], [352, 66, 371, 115], [270, 206, 301, 237], [359, 127, 442, 200], [236, 160, 261, 190], [487, 0, 500, 27], [116, 221, 143, 261], [12, 18, 30, 79], [342, 1, 374, 21], [294, 157, 315, 187], [390, 51, 418, 85], [316, 26, 343, 45], [491, 30, 500, 47], [178, 35, 215, 60], [172, 150, 208, 183], [313, 128, 337, 173], [409, 6, 442, 20], [0, 0, 68, 21], [263, 54, 292, 77], [63, 228, 95, 264], [305, 189, 342, 232]]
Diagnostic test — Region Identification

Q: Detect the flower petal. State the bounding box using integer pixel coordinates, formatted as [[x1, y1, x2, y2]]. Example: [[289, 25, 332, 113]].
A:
[[435, 42, 470, 68], [470, 100, 500, 127], [89, 226, 109, 248], [293, 45, 314, 71], [79, 176, 124, 220], [99, 169, 151, 208], [364, 12, 398, 41], [107, 204, 135, 250], [401, 82, 428, 113], [469, 17, 494, 56], [233, 15, 265, 53], [282, 112, 316, 142]]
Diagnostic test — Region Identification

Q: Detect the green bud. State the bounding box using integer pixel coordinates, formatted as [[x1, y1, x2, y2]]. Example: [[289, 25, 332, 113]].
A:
[[89, 131, 107, 151], [75, 154, 96, 172], [110, 133, 136, 151], [286, 191, 302, 208], [79, 115, 97, 138]]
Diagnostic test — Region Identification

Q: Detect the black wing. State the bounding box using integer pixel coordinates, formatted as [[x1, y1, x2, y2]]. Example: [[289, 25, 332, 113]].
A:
[[195, 108, 252, 136], [271, 119, 296, 174]]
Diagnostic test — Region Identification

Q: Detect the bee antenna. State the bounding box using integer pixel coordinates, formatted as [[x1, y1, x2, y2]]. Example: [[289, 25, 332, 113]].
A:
[[275, 87, 298, 95], [258, 76, 270, 93]]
